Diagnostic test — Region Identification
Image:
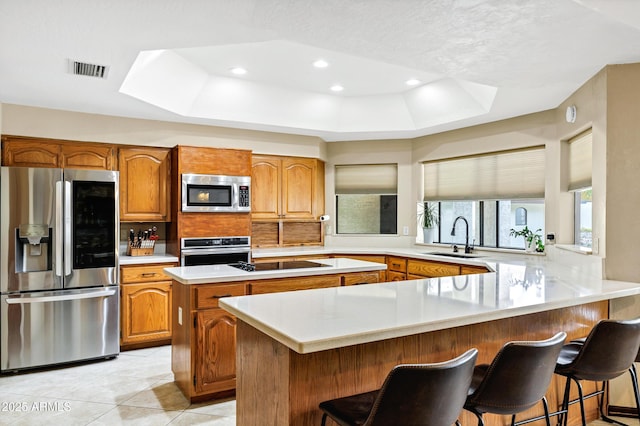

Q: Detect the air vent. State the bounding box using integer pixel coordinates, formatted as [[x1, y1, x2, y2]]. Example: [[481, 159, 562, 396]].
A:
[[68, 60, 108, 79]]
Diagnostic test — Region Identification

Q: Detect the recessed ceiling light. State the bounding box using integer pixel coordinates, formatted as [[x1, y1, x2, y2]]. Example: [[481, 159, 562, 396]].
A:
[[313, 59, 329, 68], [230, 67, 247, 75], [406, 79, 421, 86], [330, 85, 344, 92]]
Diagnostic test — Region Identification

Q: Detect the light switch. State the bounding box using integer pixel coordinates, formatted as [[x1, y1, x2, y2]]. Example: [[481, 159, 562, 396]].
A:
[[178, 307, 182, 326], [403, 226, 409, 235]]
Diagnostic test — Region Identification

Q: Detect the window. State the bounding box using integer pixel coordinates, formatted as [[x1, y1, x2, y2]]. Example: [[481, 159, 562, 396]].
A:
[[422, 147, 545, 249], [567, 130, 592, 248], [335, 164, 397, 234]]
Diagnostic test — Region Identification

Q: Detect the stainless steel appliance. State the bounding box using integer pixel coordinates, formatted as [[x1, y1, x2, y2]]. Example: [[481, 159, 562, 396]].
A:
[[181, 173, 250, 213], [180, 236, 251, 266], [228, 260, 329, 272], [1, 167, 119, 372]]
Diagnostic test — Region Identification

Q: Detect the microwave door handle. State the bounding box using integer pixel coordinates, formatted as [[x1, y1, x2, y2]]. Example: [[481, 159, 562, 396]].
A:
[[55, 181, 63, 277], [64, 181, 72, 277], [232, 183, 238, 209]]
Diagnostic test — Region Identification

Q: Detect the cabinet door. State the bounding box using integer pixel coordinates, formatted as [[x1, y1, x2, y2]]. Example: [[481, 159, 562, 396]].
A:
[[121, 281, 172, 345], [2, 139, 60, 167], [119, 147, 171, 222], [61, 144, 114, 170], [342, 272, 380, 286], [387, 270, 407, 281], [194, 309, 237, 394], [281, 157, 317, 219], [251, 155, 281, 219]]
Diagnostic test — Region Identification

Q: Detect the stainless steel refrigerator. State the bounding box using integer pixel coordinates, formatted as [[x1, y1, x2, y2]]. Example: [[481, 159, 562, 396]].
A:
[[1, 167, 120, 372]]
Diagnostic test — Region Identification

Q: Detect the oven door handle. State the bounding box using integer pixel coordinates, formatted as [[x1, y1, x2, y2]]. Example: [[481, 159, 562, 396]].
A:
[[181, 247, 251, 256]]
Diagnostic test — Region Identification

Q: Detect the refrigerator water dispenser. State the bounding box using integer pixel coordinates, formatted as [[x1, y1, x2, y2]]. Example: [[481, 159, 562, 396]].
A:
[[16, 224, 51, 273]]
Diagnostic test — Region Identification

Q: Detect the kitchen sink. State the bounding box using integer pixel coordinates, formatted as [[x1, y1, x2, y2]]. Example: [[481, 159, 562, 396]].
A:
[[424, 251, 484, 259]]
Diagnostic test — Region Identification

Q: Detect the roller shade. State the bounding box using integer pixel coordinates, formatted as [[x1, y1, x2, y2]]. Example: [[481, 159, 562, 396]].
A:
[[335, 164, 398, 194], [423, 146, 545, 201], [568, 130, 592, 191]]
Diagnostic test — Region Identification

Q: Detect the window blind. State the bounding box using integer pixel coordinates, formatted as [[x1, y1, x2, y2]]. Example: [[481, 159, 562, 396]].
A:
[[423, 146, 545, 201], [567, 129, 592, 191], [335, 164, 398, 194]]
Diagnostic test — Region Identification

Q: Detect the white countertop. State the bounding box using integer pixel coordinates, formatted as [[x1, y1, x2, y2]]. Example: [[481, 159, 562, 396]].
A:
[[220, 246, 640, 354], [164, 257, 387, 284]]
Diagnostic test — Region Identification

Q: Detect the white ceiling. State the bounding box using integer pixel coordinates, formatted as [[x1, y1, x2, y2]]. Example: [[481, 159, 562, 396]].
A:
[[2, 0, 640, 142]]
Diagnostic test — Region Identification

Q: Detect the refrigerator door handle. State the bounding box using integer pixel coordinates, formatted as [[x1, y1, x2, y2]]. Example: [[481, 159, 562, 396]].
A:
[[55, 181, 63, 277], [64, 180, 72, 277], [5, 288, 117, 304]]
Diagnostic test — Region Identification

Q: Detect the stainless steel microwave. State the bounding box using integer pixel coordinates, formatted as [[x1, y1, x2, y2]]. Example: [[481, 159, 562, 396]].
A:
[[181, 174, 251, 212]]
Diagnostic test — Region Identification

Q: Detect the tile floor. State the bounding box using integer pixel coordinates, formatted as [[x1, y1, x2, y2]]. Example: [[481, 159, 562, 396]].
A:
[[1, 345, 639, 426], [0, 345, 235, 425]]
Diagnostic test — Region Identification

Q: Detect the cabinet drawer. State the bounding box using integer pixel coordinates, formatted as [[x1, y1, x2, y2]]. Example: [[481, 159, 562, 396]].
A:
[[386, 256, 407, 273], [195, 283, 247, 309], [121, 264, 174, 283], [342, 272, 380, 286], [407, 260, 460, 278], [249, 275, 341, 295], [460, 265, 490, 275]]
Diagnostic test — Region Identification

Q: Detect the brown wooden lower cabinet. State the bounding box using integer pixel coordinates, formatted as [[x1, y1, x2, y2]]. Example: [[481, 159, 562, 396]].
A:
[[172, 269, 381, 401], [120, 262, 176, 350]]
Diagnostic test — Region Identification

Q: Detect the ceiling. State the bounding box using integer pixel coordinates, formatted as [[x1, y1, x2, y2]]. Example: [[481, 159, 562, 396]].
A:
[[2, 0, 640, 142]]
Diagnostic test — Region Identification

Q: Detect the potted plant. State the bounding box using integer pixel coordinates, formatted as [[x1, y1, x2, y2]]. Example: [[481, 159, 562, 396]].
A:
[[418, 202, 439, 244], [509, 226, 544, 253]]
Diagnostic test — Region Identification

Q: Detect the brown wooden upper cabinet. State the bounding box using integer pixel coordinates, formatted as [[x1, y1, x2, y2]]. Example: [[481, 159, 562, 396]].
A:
[[2, 135, 114, 170], [251, 155, 324, 220], [118, 147, 171, 222]]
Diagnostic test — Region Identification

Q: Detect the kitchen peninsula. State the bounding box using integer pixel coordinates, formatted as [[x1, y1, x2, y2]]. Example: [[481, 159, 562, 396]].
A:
[[219, 249, 640, 426], [164, 258, 387, 401]]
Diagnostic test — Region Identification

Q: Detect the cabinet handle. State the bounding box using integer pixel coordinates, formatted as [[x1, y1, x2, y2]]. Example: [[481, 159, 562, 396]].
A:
[[141, 272, 157, 277], [212, 294, 233, 299]]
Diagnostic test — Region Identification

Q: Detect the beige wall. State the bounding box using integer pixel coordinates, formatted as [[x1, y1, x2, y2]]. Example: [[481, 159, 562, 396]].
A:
[[1, 104, 327, 160]]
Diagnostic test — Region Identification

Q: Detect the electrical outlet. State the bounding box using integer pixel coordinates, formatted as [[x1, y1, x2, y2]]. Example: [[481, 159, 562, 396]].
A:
[[593, 237, 599, 254], [178, 307, 182, 326], [403, 226, 409, 235]]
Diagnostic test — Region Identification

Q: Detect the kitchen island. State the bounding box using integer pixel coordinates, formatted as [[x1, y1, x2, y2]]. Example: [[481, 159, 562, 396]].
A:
[[164, 258, 387, 401], [219, 249, 640, 425]]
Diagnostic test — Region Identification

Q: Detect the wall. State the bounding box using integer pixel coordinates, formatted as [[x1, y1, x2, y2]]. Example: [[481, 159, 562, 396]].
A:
[[325, 139, 413, 247], [1, 104, 327, 160]]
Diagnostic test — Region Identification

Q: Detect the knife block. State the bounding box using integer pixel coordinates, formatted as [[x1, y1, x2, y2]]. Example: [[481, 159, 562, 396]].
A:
[[126, 241, 155, 256]]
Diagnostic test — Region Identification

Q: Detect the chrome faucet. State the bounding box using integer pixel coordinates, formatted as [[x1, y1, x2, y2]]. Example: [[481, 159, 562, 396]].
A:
[[451, 216, 472, 254]]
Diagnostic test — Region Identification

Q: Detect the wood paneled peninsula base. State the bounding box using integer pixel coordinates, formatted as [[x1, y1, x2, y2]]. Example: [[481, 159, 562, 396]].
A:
[[233, 302, 607, 426], [166, 258, 387, 402], [221, 251, 640, 426]]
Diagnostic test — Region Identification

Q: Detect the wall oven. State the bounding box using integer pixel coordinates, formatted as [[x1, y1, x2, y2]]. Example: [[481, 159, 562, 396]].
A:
[[182, 174, 250, 213], [180, 236, 251, 266]]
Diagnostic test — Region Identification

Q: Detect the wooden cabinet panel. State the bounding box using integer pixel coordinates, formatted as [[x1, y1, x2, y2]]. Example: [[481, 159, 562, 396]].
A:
[[2, 136, 114, 170], [119, 147, 171, 222], [2, 139, 59, 167], [251, 156, 281, 219], [387, 270, 407, 281], [386, 256, 407, 273], [342, 272, 380, 286], [407, 259, 461, 278], [249, 275, 341, 294], [281, 157, 317, 219], [120, 263, 176, 349], [194, 309, 237, 394], [195, 283, 247, 309], [334, 254, 387, 264], [62, 144, 113, 170], [461, 265, 490, 275], [121, 281, 172, 345], [121, 264, 171, 283]]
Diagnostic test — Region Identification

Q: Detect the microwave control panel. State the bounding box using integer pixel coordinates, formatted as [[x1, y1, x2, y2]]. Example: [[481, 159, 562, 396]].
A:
[[239, 185, 250, 207]]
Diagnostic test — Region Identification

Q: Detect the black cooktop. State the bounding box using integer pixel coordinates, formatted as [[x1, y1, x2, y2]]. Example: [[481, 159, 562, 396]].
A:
[[228, 260, 330, 272]]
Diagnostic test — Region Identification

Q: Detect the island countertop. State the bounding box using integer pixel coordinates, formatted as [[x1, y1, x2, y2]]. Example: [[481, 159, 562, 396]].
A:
[[163, 257, 387, 285], [219, 247, 640, 354]]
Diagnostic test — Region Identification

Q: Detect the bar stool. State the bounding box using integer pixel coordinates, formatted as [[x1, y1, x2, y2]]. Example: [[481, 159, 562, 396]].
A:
[[554, 318, 640, 426], [463, 332, 567, 426], [318, 348, 478, 426]]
